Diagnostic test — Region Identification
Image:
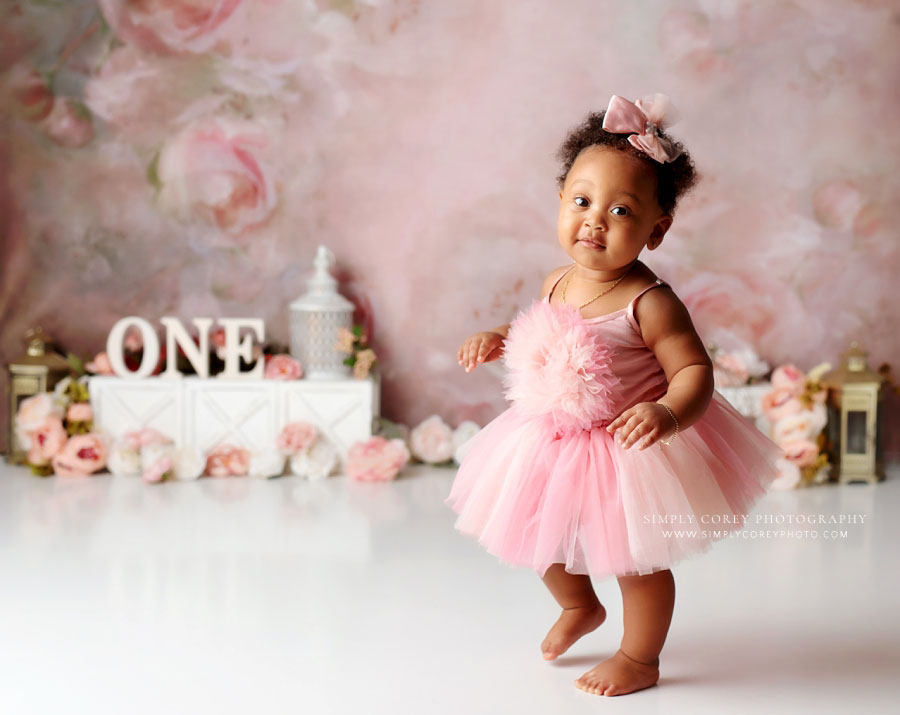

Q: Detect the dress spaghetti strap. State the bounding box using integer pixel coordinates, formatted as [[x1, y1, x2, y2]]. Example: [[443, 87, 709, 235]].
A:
[[546, 266, 574, 303], [626, 278, 667, 337]]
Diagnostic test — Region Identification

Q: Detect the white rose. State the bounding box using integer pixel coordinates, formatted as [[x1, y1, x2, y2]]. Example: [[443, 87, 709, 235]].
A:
[[108, 442, 142, 477], [452, 421, 481, 464], [249, 448, 286, 479], [289, 438, 338, 480], [409, 415, 454, 464], [172, 446, 205, 481], [769, 457, 801, 491]]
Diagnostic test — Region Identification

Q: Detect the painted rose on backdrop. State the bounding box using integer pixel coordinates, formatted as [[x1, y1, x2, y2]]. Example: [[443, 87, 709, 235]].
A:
[[98, 0, 245, 55], [156, 115, 277, 234]]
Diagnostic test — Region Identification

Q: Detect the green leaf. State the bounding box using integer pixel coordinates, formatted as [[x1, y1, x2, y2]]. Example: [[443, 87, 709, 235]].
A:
[[66, 352, 85, 376], [351, 324, 363, 338], [147, 152, 162, 190]]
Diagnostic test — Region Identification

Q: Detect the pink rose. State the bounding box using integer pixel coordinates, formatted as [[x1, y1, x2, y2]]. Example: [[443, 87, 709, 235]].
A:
[[761, 387, 805, 424], [157, 116, 276, 235], [98, 0, 244, 54], [205, 443, 250, 476], [143, 455, 173, 484], [771, 364, 806, 395], [42, 98, 94, 148], [779, 438, 820, 469], [7, 66, 54, 122], [713, 353, 751, 387], [51, 433, 107, 477], [123, 427, 173, 451], [124, 326, 144, 352], [265, 354, 302, 380], [26, 415, 68, 466], [276, 421, 318, 455], [66, 402, 94, 423], [346, 437, 410, 482], [409, 415, 454, 464], [86, 351, 115, 375], [352, 348, 377, 379], [335, 326, 356, 353]]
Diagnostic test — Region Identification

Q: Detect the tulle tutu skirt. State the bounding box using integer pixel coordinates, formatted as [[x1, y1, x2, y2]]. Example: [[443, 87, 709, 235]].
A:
[[445, 390, 785, 580]]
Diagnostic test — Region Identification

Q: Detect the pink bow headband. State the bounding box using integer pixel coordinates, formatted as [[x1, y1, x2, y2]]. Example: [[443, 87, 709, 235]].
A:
[[601, 93, 682, 164]]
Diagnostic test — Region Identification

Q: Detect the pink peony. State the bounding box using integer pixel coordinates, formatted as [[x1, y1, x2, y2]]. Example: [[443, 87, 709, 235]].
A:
[[761, 387, 805, 424], [346, 437, 410, 482], [86, 351, 115, 375], [773, 404, 828, 444], [66, 402, 94, 423], [409, 415, 454, 464], [157, 116, 277, 235], [142, 455, 174, 484], [771, 364, 806, 395], [779, 438, 821, 469], [502, 299, 621, 434], [42, 98, 94, 148], [265, 354, 303, 380], [51, 434, 107, 477], [26, 415, 68, 466], [205, 443, 250, 476], [98, 0, 244, 54], [276, 421, 318, 455]]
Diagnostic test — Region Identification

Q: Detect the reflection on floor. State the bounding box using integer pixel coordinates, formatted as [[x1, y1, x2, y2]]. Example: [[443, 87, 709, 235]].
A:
[[1, 461, 898, 715]]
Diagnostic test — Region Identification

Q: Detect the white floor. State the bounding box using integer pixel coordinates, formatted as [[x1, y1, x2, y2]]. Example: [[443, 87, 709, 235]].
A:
[[1, 460, 899, 715]]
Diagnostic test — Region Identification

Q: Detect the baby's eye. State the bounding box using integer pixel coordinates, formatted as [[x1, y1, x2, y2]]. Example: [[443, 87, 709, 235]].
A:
[[611, 206, 629, 216], [574, 197, 589, 207]]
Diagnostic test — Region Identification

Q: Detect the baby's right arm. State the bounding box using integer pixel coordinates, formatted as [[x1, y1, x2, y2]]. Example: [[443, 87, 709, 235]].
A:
[[457, 266, 571, 373]]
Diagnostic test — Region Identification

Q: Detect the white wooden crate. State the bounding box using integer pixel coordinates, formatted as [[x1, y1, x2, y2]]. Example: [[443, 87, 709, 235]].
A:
[[88, 374, 380, 458]]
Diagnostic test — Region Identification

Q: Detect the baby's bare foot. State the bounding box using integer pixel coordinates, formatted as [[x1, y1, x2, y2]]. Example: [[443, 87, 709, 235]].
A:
[[574, 648, 660, 697], [541, 601, 606, 660]]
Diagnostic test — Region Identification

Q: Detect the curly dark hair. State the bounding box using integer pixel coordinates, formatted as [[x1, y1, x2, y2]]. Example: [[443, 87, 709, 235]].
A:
[[555, 110, 699, 216]]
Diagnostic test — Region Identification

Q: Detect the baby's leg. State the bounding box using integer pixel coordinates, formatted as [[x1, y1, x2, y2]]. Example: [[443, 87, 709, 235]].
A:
[[575, 568, 675, 697], [540, 563, 607, 660]]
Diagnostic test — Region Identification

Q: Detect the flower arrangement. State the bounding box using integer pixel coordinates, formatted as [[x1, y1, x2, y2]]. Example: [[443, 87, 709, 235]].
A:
[[761, 363, 832, 489], [14, 376, 107, 477], [335, 324, 377, 379]]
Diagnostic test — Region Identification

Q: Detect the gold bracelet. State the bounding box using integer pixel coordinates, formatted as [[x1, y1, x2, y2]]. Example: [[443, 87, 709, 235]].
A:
[[658, 402, 679, 446]]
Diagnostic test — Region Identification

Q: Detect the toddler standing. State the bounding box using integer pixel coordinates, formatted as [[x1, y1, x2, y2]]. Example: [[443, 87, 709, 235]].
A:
[[446, 94, 785, 697]]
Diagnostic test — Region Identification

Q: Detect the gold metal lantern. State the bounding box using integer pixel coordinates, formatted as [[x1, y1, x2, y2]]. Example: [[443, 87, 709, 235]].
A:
[[6, 327, 70, 464], [820, 341, 885, 484]]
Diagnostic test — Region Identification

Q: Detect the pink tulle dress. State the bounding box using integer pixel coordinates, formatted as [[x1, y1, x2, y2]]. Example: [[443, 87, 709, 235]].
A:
[[445, 269, 785, 580]]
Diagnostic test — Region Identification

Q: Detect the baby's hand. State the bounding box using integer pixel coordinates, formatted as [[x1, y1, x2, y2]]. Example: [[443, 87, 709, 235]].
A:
[[458, 332, 505, 373], [606, 402, 676, 450]]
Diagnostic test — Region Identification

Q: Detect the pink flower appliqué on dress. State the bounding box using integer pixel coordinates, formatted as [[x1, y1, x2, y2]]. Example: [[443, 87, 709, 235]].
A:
[[501, 299, 622, 435]]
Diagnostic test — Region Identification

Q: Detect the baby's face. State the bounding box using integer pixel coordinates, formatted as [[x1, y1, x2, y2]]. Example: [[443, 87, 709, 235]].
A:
[[557, 146, 672, 270]]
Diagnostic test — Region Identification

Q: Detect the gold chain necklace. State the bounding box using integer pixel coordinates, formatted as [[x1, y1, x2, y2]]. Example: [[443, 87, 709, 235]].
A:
[[561, 261, 636, 309]]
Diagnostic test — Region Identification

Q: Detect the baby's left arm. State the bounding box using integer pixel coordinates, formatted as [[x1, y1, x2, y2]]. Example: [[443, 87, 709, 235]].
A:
[[606, 285, 714, 450]]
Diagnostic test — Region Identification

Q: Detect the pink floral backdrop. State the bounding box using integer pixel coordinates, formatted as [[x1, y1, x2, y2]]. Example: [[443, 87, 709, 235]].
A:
[[2, 0, 899, 457]]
